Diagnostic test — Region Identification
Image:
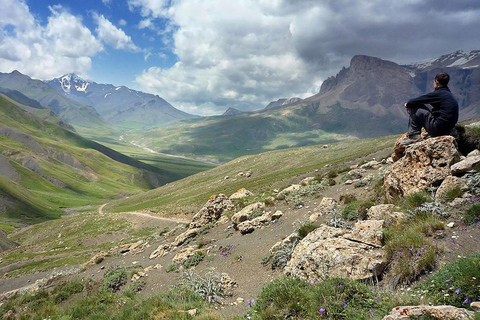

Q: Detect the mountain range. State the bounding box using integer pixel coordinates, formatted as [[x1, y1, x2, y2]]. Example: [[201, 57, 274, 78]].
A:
[[0, 50, 479, 163], [46, 74, 194, 130], [122, 50, 480, 162]]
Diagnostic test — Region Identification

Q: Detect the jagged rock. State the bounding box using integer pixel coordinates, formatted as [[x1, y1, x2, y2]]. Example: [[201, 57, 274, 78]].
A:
[[271, 210, 283, 220], [360, 160, 381, 169], [392, 130, 429, 162], [284, 223, 387, 282], [367, 204, 405, 222], [384, 136, 460, 200], [172, 246, 205, 265], [172, 228, 199, 247], [269, 233, 300, 255], [237, 220, 255, 234], [300, 177, 315, 185], [149, 244, 171, 259], [451, 155, 480, 175], [189, 194, 234, 229], [280, 184, 301, 194], [83, 252, 107, 268], [229, 188, 254, 200], [310, 197, 336, 222], [231, 202, 265, 227], [382, 305, 475, 320], [467, 149, 480, 157]]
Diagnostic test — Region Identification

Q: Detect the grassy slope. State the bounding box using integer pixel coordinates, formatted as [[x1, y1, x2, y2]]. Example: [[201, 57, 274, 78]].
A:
[[104, 135, 397, 215], [0, 95, 203, 227]]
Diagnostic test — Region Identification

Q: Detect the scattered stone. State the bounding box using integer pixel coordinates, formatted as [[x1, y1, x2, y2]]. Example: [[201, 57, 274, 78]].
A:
[[451, 155, 480, 175], [150, 244, 171, 259], [237, 220, 254, 235], [382, 305, 474, 320], [229, 188, 254, 200], [231, 202, 265, 227], [471, 301, 480, 311], [172, 228, 200, 247], [300, 177, 315, 186], [446, 222, 455, 228]]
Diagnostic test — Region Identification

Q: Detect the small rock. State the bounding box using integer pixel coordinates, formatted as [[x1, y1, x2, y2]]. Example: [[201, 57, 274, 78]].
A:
[[446, 222, 455, 228], [471, 301, 480, 311]]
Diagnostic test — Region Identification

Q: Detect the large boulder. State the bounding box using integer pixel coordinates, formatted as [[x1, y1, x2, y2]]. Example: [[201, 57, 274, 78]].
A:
[[284, 222, 387, 282], [384, 136, 460, 201]]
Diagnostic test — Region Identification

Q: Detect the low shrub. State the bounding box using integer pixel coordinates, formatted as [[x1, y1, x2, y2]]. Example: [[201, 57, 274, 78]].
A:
[[464, 204, 480, 225], [414, 253, 480, 308], [250, 277, 400, 319], [182, 251, 206, 269], [103, 268, 127, 292]]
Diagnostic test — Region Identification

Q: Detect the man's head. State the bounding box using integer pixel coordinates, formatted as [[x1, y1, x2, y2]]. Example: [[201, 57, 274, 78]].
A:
[[434, 72, 450, 88]]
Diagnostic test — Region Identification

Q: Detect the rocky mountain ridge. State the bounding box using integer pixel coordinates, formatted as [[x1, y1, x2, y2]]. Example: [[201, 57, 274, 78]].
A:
[[46, 74, 194, 129]]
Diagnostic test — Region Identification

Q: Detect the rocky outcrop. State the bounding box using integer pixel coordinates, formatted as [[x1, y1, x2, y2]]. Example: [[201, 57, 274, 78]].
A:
[[284, 221, 387, 282], [189, 194, 234, 229], [384, 136, 461, 200], [382, 305, 475, 320]]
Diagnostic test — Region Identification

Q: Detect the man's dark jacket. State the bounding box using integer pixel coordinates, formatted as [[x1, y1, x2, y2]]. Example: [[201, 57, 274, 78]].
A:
[[406, 86, 459, 135]]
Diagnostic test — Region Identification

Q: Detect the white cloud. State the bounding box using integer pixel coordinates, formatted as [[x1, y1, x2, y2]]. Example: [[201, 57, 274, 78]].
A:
[[94, 14, 140, 52], [0, 2, 103, 79], [133, 0, 315, 115], [118, 19, 127, 26]]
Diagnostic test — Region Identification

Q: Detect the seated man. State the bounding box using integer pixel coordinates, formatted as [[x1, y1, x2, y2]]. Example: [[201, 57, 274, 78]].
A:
[[402, 72, 459, 145]]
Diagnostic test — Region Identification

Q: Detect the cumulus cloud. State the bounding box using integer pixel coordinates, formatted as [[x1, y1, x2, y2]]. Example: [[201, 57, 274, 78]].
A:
[[130, 0, 480, 115], [94, 13, 140, 51], [0, 2, 103, 79]]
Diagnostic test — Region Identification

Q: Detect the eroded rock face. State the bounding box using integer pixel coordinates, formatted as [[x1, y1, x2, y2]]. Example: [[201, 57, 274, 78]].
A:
[[384, 136, 460, 200], [284, 222, 387, 282]]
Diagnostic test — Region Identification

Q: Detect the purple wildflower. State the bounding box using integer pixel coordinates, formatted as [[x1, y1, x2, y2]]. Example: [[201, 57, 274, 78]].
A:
[[455, 289, 461, 295], [248, 299, 255, 308], [318, 308, 325, 314], [464, 297, 471, 304]]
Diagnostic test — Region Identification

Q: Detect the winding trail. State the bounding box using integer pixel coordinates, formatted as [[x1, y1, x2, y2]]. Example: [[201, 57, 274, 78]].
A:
[[98, 203, 191, 224]]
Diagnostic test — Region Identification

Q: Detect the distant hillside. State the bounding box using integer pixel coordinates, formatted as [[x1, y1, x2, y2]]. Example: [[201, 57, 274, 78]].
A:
[[0, 95, 185, 227], [46, 74, 193, 130], [123, 50, 480, 162], [0, 71, 107, 129]]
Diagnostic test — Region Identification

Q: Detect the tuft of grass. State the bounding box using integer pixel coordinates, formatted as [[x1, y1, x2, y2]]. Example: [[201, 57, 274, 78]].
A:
[[464, 204, 480, 225], [403, 192, 431, 211], [103, 268, 127, 292], [383, 211, 443, 286], [182, 251, 206, 269], [297, 221, 318, 239], [250, 277, 407, 319]]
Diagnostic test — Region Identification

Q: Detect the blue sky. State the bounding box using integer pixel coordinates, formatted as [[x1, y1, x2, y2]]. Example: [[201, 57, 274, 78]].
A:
[[1, 0, 480, 116]]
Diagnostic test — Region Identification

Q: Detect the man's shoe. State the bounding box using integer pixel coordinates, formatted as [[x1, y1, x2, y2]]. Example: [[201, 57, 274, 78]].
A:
[[399, 134, 422, 146]]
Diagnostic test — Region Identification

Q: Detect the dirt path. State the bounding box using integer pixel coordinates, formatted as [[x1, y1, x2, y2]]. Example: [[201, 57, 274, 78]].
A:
[[98, 203, 191, 224]]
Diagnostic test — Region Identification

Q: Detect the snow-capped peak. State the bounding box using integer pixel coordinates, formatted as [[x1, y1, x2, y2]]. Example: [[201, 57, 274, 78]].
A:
[[406, 50, 480, 71], [57, 73, 90, 94]]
